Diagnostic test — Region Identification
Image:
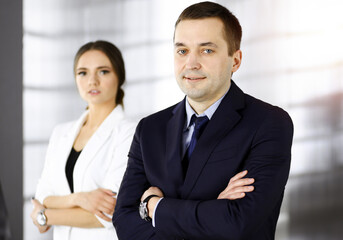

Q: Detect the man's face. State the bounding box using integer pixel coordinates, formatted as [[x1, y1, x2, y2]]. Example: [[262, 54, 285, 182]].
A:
[[174, 18, 241, 107]]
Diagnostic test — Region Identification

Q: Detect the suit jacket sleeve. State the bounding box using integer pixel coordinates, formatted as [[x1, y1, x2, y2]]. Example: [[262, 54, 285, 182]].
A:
[[154, 107, 293, 240], [113, 118, 158, 240]]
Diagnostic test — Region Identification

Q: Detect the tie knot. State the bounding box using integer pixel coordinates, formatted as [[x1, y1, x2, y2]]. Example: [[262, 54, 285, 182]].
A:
[[190, 115, 209, 131]]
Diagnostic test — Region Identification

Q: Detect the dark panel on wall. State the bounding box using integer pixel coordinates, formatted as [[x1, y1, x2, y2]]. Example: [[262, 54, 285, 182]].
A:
[[0, 0, 23, 240]]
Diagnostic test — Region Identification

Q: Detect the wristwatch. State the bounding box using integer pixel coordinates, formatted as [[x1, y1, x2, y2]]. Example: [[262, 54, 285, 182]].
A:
[[36, 208, 47, 226], [139, 195, 158, 221]]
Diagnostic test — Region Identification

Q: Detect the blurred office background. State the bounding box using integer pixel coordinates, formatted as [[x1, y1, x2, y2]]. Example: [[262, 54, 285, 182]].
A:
[[0, 0, 342, 239]]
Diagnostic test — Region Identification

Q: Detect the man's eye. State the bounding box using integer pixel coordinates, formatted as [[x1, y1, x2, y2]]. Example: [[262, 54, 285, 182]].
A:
[[203, 49, 213, 54], [177, 49, 187, 55], [77, 71, 86, 76]]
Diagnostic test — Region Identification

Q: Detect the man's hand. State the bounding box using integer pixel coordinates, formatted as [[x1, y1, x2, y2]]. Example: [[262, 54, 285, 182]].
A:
[[217, 170, 254, 199], [30, 198, 51, 233], [141, 187, 164, 218], [75, 188, 116, 222]]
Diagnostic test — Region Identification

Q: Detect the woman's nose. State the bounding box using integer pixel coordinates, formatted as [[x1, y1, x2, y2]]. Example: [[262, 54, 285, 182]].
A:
[[88, 73, 99, 86]]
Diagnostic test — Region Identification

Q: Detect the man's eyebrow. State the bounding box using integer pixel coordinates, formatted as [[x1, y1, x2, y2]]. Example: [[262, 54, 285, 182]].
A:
[[199, 42, 218, 48], [174, 42, 218, 48], [174, 42, 185, 47]]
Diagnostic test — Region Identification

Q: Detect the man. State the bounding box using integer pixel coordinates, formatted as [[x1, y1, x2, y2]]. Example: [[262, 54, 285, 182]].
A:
[[113, 2, 293, 240]]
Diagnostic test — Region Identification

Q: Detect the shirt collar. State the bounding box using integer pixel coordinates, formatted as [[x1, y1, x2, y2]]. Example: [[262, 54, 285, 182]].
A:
[[184, 83, 231, 130]]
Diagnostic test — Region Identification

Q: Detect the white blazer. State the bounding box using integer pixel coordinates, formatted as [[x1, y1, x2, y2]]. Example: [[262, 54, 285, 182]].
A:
[[35, 106, 136, 240]]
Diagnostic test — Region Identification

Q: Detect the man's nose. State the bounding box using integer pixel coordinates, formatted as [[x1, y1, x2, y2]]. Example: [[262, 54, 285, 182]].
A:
[[185, 53, 201, 70]]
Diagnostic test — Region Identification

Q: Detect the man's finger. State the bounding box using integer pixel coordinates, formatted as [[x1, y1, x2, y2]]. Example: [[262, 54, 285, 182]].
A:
[[233, 178, 255, 187], [218, 192, 245, 200], [229, 170, 248, 183], [230, 186, 254, 194]]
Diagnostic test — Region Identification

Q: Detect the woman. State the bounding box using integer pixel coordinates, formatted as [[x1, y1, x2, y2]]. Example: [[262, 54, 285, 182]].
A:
[[30, 40, 136, 240]]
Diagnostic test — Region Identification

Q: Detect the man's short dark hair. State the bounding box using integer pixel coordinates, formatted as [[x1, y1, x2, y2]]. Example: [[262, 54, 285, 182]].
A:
[[175, 1, 242, 56]]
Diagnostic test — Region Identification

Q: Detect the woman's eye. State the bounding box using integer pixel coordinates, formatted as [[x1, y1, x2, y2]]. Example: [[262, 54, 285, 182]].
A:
[[77, 71, 86, 76], [100, 70, 109, 75]]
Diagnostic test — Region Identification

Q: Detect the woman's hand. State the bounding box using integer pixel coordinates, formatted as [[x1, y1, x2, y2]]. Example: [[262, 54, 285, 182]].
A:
[[30, 198, 51, 233], [75, 188, 116, 222], [217, 170, 255, 200]]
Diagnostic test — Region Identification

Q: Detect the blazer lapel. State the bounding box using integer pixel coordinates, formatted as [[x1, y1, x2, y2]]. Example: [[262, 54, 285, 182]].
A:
[[73, 106, 125, 192], [58, 111, 89, 194], [165, 99, 186, 197], [181, 81, 245, 198]]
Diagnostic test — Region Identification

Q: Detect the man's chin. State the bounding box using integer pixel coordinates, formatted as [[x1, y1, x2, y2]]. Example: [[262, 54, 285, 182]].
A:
[[185, 91, 207, 102]]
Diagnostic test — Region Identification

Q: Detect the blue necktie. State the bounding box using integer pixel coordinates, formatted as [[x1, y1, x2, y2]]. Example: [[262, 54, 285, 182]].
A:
[[183, 115, 209, 175]]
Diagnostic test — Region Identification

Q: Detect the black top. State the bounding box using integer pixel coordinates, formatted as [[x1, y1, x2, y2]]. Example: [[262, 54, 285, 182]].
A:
[[65, 148, 82, 193]]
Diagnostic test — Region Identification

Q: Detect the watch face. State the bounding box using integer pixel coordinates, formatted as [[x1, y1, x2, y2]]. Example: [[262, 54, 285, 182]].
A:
[[139, 202, 147, 219], [37, 211, 47, 226]]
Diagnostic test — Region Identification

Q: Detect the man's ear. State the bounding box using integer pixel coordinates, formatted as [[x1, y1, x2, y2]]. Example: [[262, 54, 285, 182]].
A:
[[231, 50, 242, 73]]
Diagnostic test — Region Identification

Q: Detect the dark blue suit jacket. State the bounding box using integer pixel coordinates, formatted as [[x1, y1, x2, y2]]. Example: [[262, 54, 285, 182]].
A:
[[113, 81, 294, 240]]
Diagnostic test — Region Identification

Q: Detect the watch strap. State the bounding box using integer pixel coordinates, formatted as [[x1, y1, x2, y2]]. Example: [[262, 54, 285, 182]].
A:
[[141, 194, 159, 221], [143, 194, 159, 204]]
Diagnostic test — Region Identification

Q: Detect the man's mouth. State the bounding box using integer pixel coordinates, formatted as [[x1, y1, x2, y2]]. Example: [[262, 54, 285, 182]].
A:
[[184, 76, 206, 80]]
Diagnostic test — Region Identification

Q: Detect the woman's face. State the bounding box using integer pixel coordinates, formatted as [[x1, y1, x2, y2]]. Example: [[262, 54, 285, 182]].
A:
[[75, 50, 118, 109]]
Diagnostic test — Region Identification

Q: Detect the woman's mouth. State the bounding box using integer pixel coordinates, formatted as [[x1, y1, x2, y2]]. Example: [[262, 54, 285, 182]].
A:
[[89, 90, 100, 95]]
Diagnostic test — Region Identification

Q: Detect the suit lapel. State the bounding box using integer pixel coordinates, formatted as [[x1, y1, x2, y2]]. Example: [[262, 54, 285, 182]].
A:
[[73, 106, 124, 192], [165, 99, 186, 197], [181, 81, 245, 198]]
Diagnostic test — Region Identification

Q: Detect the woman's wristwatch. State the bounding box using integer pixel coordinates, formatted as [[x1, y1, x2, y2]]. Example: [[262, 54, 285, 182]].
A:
[[36, 208, 47, 226], [139, 195, 158, 221]]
